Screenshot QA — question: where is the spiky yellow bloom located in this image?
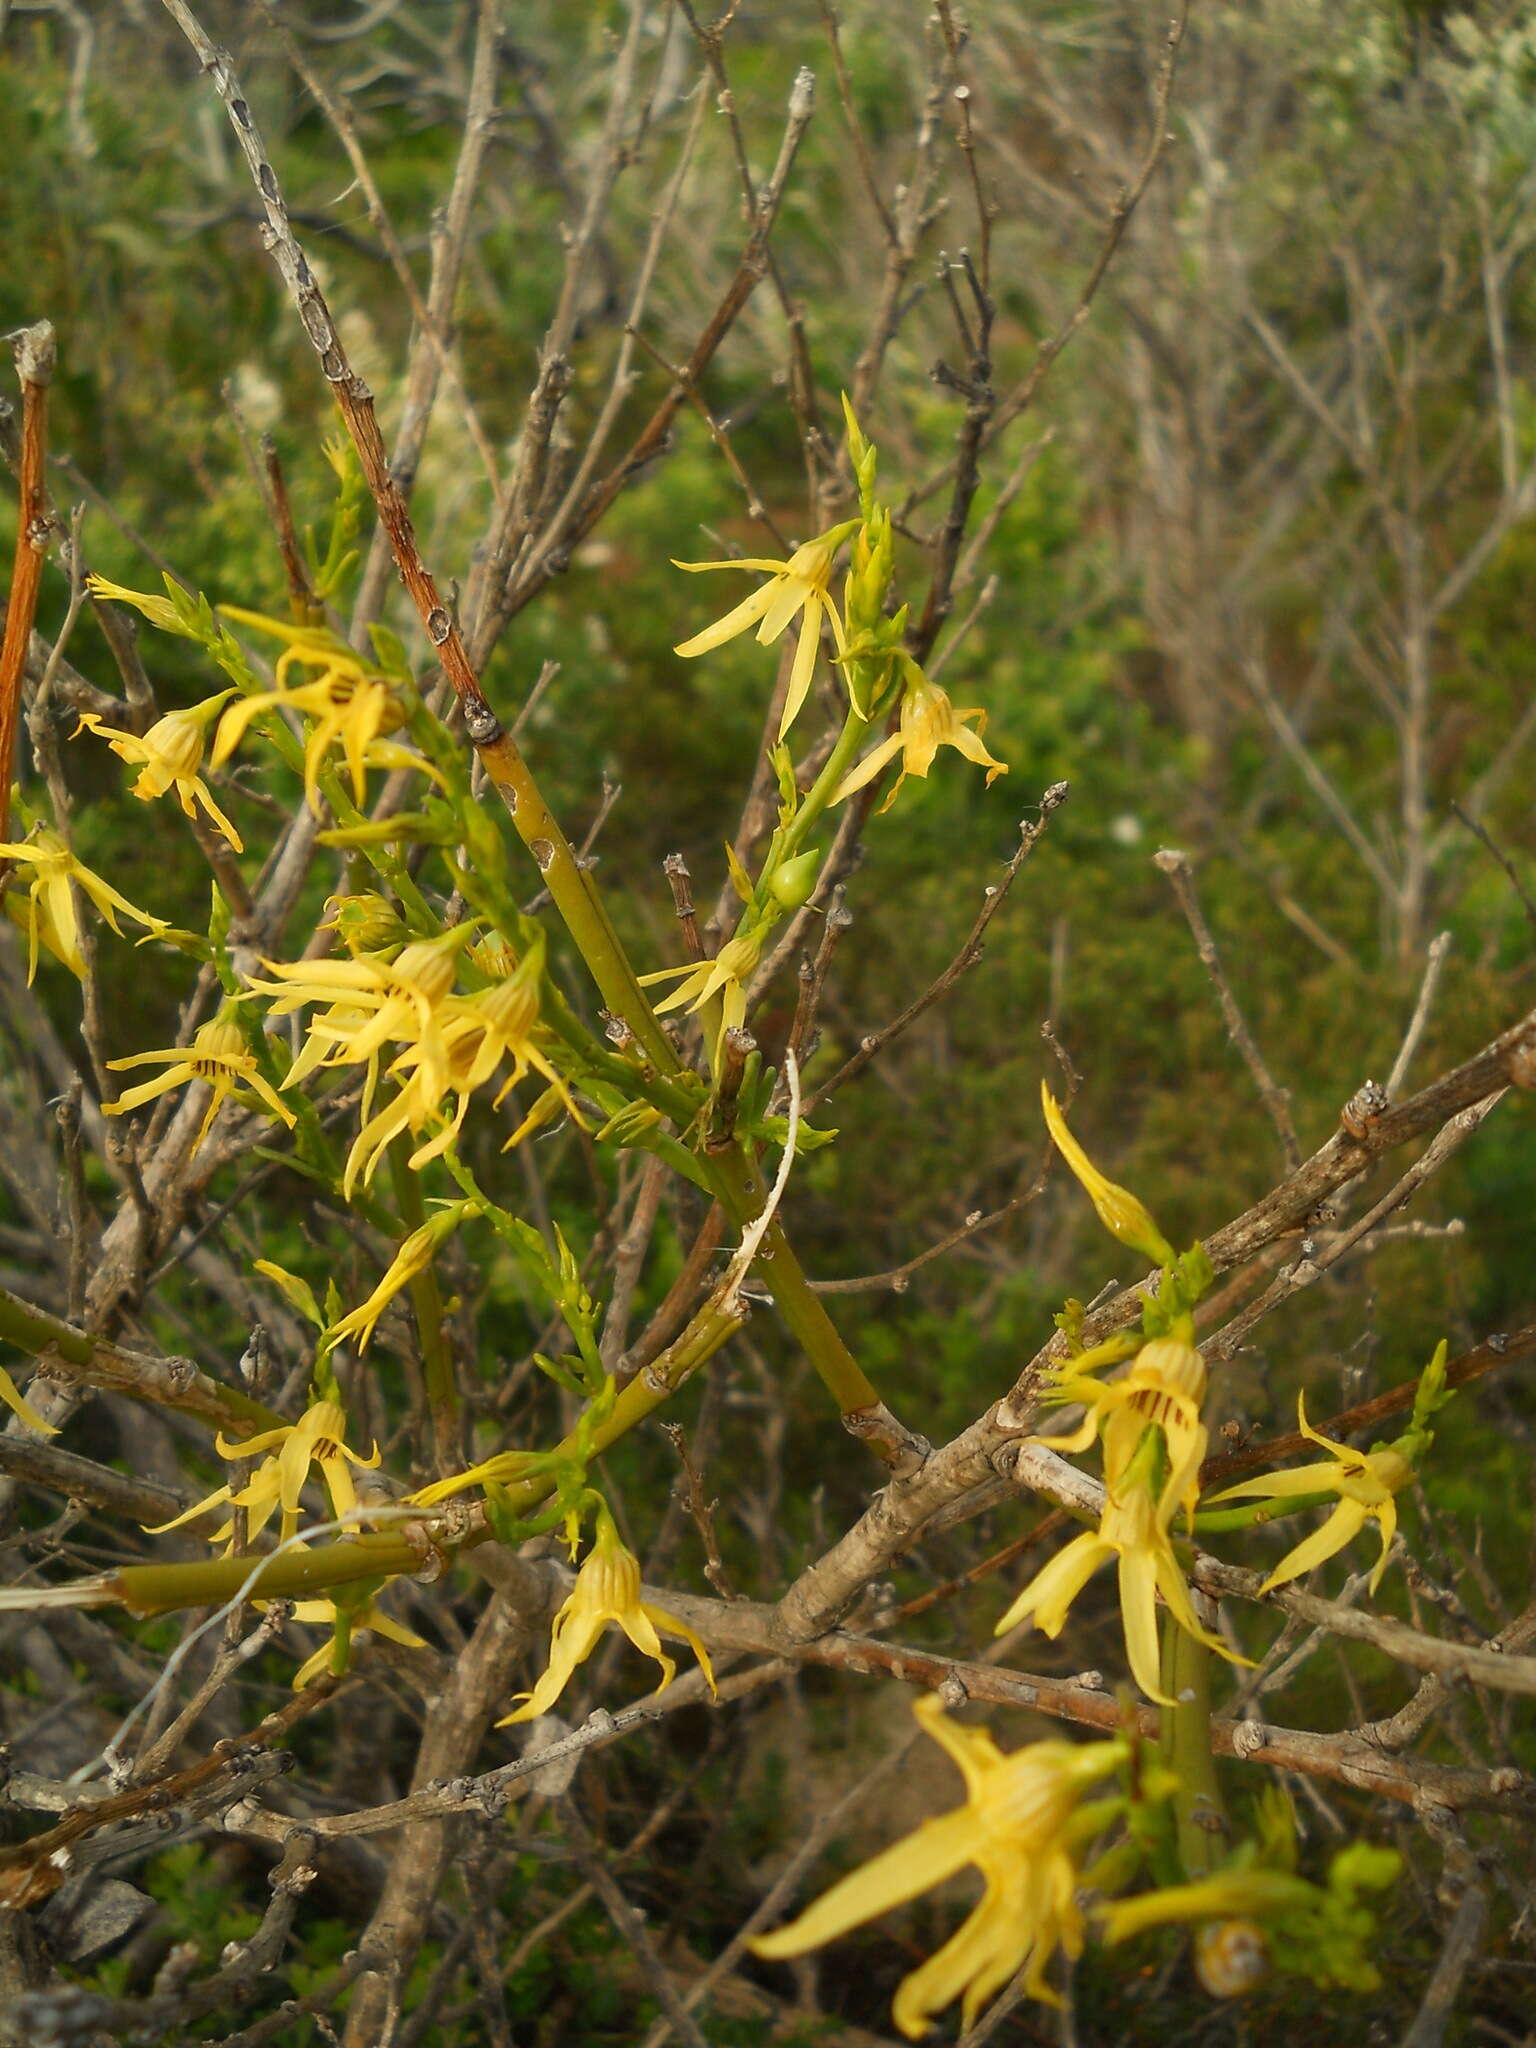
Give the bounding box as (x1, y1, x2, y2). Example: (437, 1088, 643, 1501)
(86, 572, 185, 634)
(75, 699, 242, 851)
(1206, 1396, 1416, 1596)
(213, 607, 417, 810)
(409, 1447, 534, 1509)
(1039, 1084, 1174, 1264)
(0, 826, 166, 982)
(248, 927, 470, 1116)
(673, 521, 856, 740)
(145, 1398, 380, 1548)
(339, 942, 579, 1192)
(498, 1509, 715, 1725)
(105, 1015, 296, 1154)
(1040, 1324, 1209, 1524)
(639, 930, 761, 1051)
(325, 1201, 480, 1354)
(995, 1438, 1239, 1706)
(751, 1694, 1127, 2034)
(833, 659, 1007, 812)
(287, 1593, 426, 1690)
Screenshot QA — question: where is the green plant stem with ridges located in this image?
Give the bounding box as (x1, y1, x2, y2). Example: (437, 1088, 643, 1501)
(388, 1138, 459, 1469)
(1160, 1611, 1225, 1879)
(0, 1285, 286, 1437)
(475, 724, 883, 1420)
(107, 1292, 748, 1614)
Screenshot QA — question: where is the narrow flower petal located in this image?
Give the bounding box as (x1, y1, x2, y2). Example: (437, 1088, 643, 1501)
(752, 1809, 981, 1959)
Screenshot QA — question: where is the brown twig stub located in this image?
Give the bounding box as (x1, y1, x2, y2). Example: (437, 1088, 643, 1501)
(1155, 846, 1301, 1170)
(0, 320, 55, 844)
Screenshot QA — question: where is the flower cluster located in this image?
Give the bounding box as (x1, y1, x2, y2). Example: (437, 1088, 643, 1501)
(246, 922, 576, 1193)
(992, 1088, 1234, 1703)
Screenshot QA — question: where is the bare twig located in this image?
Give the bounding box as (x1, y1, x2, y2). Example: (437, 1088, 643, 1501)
(1154, 847, 1301, 1170)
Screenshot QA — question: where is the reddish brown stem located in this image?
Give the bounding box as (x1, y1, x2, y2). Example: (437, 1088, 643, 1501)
(0, 322, 55, 842)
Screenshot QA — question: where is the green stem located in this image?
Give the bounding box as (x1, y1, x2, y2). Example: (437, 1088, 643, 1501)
(1159, 1610, 1225, 1879)
(475, 729, 681, 1076)
(0, 1284, 285, 1438)
(777, 705, 873, 864)
(703, 1146, 881, 1416)
(1192, 1493, 1337, 1537)
(111, 1291, 746, 1614)
(472, 712, 887, 1429)
(388, 1139, 458, 1470)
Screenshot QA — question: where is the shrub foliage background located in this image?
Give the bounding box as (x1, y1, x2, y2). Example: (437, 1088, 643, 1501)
(0, 1, 1533, 2042)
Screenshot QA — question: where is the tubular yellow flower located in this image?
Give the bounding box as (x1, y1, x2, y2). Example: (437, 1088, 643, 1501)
(673, 520, 856, 740)
(105, 1015, 296, 1154)
(994, 1443, 1238, 1707)
(833, 659, 1008, 812)
(443, 937, 580, 1117)
(213, 607, 415, 810)
(325, 1201, 480, 1354)
(75, 698, 243, 851)
(1206, 1396, 1415, 1596)
(85, 572, 184, 633)
(287, 1593, 426, 1690)
(145, 1398, 380, 1548)
(249, 927, 471, 1108)
(751, 1694, 1128, 2035)
(1040, 1325, 1209, 1525)
(639, 930, 762, 1048)
(338, 943, 579, 1192)
(497, 1509, 715, 1725)
(1039, 1084, 1174, 1264)
(0, 827, 166, 982)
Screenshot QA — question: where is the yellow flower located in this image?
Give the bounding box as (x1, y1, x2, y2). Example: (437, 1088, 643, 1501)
(409, 1447, 534, 1509)
(497, 1509, 715, 1725)
(145, 1398, 380, 1548)
(249, 927, 470, 1111)
(0, 826, 166, 982)
(673, 521, 856, 740)
(287, 1592, 426, 1690)
(1206, 1396, 1416, 1596)
(751, 1694, 1127, 2034)
(335, 942, 577, 1192)
(1041, 1324, 1209, 1525)
(994, 1442, 1238, 1707)
(75, 698, 243, 851)
(105, 1015, 297, 1154)
(639, 931, 761, 1054)
(212, 607, 416, 810)
(0, 1366, 58, 1437)
(1039, 1084, 1174, 1265)
(833, 659, 1007, 812)
(324, 1201, 480, 1354)
(86, 572, 186, 634)
(338, 1055, 464, 1199)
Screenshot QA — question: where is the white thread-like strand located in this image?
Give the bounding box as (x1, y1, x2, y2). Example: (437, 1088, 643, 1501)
(718, 1048, 800, 1317)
